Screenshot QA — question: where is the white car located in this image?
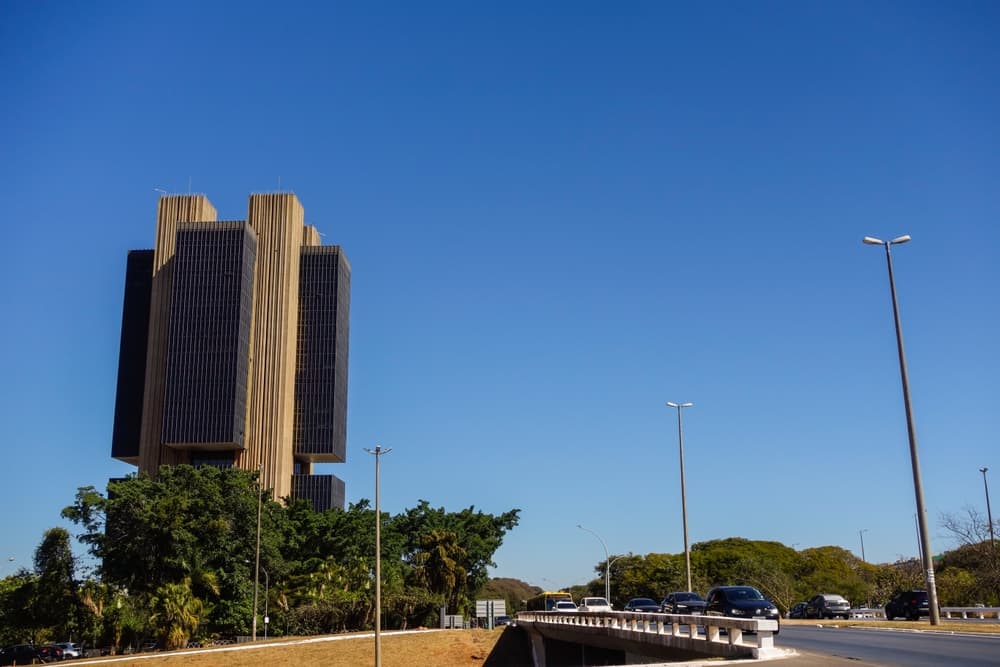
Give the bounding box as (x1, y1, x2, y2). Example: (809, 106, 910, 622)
(553, 600, 578, 612)
(55, 642, 83, 659)
(578, 596, 613, 612)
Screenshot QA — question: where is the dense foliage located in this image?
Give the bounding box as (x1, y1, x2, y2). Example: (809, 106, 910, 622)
(575, 535, 999, 612)
(1, 466, 519, 651)
(3, 465, 997, 650)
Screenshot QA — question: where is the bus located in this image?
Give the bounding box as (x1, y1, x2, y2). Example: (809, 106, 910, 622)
(526, 591, 574, 611)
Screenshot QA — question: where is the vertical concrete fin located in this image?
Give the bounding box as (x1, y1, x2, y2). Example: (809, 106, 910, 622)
(239, 193, 304, 500)
(138, 195, 217, 474)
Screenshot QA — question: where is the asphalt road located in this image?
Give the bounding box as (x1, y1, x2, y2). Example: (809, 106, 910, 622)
(777, 625, 1000, 667)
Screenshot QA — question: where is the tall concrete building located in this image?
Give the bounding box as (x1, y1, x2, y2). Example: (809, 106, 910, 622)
(111, 193, 350, 511)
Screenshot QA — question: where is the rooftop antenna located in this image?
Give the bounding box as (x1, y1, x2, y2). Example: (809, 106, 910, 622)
(153, 188, 168, 196)
(188, 176, 192, 194)
(277, 176, 282, 192)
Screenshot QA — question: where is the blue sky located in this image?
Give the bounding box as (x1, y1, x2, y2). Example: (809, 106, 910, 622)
(1, 1, 997, 590)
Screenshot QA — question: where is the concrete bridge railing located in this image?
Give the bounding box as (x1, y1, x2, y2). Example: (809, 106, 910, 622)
(941, 606, 1000, 621)
(515, 610, 780, 664)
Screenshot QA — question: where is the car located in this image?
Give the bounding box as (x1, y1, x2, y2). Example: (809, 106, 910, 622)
(885, 590, 930, 620)
(788, 602, 808, 619)
(552, 600, 578, 612)
(37, 644, 65, 661)
(659, 591, 707, 614)
(56, 642, 83, 659)
(578, 596, 613, 612)
(494, 615, 513, 626)
(805, 593, 851, 619)
(705, 586, 780, 634)
(623, 597, 661, 613)
(1, 645, 44, 666)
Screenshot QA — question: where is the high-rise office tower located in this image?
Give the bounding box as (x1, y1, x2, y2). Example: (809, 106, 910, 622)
(111, 193, 350, 511)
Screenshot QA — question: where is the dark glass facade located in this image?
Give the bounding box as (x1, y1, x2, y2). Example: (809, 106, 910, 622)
(293, 246, 350, 463)
(292, 474, 345, 512)
(111, 250, 154, 462)
(162, 222, 257, 449)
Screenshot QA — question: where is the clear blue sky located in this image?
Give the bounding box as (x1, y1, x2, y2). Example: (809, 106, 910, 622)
(1, 2, 997, 590)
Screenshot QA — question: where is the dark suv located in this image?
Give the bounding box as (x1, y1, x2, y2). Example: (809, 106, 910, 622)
(885, 590, 930, 620)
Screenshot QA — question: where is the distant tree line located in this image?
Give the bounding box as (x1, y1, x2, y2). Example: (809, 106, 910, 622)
(0, 466, 519, 651)
(564, 530, 999, 612)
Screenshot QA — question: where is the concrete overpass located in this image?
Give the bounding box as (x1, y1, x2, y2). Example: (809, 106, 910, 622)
(515, 610, 780, 666)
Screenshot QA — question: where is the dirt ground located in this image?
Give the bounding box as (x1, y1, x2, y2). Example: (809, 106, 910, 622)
(70, 628, 512, 667)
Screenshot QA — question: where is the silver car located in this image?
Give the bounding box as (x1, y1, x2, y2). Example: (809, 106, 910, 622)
(805, 594, 851, 619)
(55, 642, 83, 659)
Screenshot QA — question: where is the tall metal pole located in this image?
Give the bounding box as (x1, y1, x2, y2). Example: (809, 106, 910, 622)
(667, 402, 694, 592)
(262, 567, 269, 640)
(252, 470, 262, 641)
(365, 446, 392, 667)
(863, 235, 940, 625)
(981, 468, 996, 547)
(577, 524, 610, 602)
(858, 528, 868, 562)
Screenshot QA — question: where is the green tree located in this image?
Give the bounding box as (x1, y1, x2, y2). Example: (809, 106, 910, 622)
(150, 578, 205, 649)
(32, 527, 80, 639)
(413, 529, 467, 613)
(393, 500, 519, 616)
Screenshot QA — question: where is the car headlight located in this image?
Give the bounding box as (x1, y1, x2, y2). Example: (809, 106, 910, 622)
(730, 608, 747, 616)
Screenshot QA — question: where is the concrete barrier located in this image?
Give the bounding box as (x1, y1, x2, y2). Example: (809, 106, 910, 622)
(516, 610, 780, 665)
(941, 606, 1000, 622)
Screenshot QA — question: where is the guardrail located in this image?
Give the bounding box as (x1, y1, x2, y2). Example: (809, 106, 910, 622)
(516, 610, 780, 661)
(850, 607, 887, 619)
(941, 606, 1000, 622)
(846, 606, 1000, 622)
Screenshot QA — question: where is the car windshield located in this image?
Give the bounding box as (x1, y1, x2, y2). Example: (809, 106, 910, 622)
(633, 598, 656, 605)
(677, 593, 702, 601)
(726, 587, 764, 601)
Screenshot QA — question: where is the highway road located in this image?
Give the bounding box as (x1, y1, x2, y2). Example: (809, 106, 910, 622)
(777, 625, 1000, 666)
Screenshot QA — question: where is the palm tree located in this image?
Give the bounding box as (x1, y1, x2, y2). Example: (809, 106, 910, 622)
(150, 578, 205, 649)
(413, 530, 468, 613)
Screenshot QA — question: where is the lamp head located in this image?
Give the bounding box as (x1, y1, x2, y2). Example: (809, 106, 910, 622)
(862, 236, 884, 245)
(890, 234, 912, 244)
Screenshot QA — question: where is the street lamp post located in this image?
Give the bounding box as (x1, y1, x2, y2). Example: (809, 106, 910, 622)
(981, 468, 995, 547)
(666, 402, 694, 592)
(858, 529, 868, 562)
(364, 445, 392, 667)
(576, 524, 610, 603)
(262, 567, 270, 640)
(863, 234, 940, 625)
(252, 470, 263, 641)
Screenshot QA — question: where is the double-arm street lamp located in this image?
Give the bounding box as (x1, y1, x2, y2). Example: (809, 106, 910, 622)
(666, 402, 694, 593)
(577, 524, 611, 602)
(863, 234, 940, 625)
(364, 445, 392, 667)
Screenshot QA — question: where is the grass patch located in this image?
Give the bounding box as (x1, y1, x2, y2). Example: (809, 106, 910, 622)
(73, 629, 507, 667)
